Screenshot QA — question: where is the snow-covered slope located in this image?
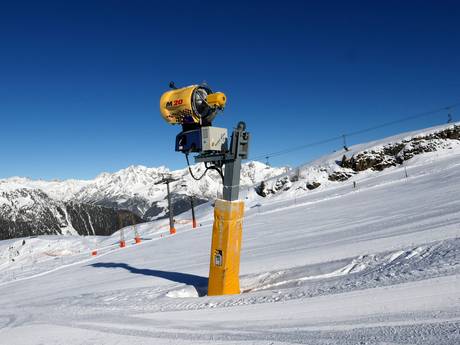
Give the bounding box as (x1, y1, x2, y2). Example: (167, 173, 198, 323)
(0, 123, 459, 344)
(254, 122, 460, 198)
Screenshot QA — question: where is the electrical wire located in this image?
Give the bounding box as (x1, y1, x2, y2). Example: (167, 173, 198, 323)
(252, 101, 460, 161)
(185, 153, 224, 183)
(185, 153, 207, 180)
(205, 163, 225, 183)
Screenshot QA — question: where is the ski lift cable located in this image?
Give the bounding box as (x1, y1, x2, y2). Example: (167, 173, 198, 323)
(251, 101, 460, 161)
(345, 103, 459, 138)
(252, 135, 342, 160)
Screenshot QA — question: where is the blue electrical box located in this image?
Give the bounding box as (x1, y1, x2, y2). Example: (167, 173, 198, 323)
(175, 129, 202, 153)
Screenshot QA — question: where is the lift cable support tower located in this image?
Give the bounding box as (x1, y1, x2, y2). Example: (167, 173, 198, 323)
(155, 174, 179, 235)
(181, 182, 198, 229)
(190, 195, 197, 228)
(160, 83, 250, 295)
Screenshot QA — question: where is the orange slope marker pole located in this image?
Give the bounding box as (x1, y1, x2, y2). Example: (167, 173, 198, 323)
(134, 225, 141, 244)
(119, 228, 126, 248)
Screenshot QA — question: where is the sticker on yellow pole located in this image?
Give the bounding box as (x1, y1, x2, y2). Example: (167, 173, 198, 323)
(208, 199, 245, 296)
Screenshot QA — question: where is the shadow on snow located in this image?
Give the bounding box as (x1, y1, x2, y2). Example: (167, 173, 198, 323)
(89, 262, 208, 296)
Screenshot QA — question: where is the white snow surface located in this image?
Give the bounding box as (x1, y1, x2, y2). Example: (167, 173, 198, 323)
(1, 123, 460, 344)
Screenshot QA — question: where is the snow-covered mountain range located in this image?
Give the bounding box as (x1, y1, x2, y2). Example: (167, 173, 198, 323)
(0, 161, 287, 239)
(0, 187, 143, 240)
(1, 123, 458, 241)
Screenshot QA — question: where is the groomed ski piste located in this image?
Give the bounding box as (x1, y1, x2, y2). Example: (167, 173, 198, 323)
(1, 123, 459, 345)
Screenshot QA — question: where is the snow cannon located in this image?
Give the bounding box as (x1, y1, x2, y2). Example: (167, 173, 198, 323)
(159, 83, 227, 127)
(160, 83, 228, 154)
(160, 82, 250, 297)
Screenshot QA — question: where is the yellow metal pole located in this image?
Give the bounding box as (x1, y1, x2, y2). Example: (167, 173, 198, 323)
(208, 199, 245, 296)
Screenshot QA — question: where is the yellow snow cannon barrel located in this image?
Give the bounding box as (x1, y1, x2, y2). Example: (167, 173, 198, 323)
(160, 85, 227, 126)
(206, 92, 226, 108)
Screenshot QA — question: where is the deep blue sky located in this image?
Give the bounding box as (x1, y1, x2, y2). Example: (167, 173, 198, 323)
(1, 1, 459, 180)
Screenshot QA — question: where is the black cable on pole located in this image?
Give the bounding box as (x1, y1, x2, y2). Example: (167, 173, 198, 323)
(206, 164, 224, 183)
(185, 153, 208, 180)
(185, 153, 224, 183)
